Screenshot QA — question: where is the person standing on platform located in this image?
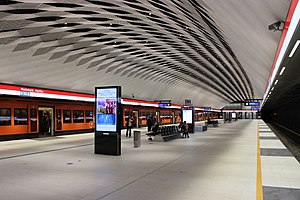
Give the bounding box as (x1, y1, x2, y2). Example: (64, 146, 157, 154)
(179, 121, 184, 134)
(182, 121, 189, 138)
(126, 114, 133, 137)
(147, 115, 153, 132)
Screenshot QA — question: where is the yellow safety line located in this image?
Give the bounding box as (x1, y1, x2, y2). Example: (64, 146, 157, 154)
(256, 122, 263, 200)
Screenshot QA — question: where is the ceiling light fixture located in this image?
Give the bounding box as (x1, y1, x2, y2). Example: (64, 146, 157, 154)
(279, 67, 286, 75)
(288, 40, 300, 57)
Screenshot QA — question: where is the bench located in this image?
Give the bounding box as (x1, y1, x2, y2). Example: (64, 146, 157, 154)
(206, 120, 219, 127)
(146, 125, 181, 142)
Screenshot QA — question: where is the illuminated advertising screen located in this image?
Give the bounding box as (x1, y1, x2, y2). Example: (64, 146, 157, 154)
(232, 113, 237, 118)
(182, 109, 193, 124)
(96, 88, 118, 132)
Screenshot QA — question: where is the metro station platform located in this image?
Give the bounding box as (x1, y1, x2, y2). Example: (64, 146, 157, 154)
(0, 120, 299, 200)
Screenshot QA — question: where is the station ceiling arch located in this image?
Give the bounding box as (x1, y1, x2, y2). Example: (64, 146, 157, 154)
(0, 0, 291, 108)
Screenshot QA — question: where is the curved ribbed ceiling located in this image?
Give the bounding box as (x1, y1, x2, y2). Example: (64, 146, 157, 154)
(0, 0, 291, 108)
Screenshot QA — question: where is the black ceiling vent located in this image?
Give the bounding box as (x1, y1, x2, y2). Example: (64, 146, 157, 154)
(30, 16, 64, 22)
(86, 0, 118, 7)
(68, 10, 99, 15)
(50, 23, 80, 27)
(102, 8, 131, 15)
(123, 2, 151, 11)
(84, 17, 111, 22)
(95, 38, 114, 43)
(5, 9, 45, 14)
(83, 33, 105, 38)
(46, 3, 83, 8)
(0, 0, 20, 5)
(68, 28, 94, 33)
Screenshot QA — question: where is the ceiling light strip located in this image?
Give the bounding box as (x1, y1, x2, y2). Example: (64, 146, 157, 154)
(288, 40, 300, 57)
(279, 67, 286, 75)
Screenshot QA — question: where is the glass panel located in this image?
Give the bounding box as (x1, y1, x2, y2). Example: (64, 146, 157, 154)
(30, 108, 37, 132)
(14, 108, 28, 125)
(73, 110, 84, 123)
(0, 108, 11, 126)
(85, 110, 93, 122)
(56, 109, 62, 130)
(63, 110, 71, 123)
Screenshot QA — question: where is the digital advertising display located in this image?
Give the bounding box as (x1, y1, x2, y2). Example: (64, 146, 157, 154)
(231, 113, 237, 118)
(96, 88, 118, 132)
(182, 109, 193, 124)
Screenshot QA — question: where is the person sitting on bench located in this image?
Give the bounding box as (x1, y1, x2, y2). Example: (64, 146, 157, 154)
(147, 122, 159, 141)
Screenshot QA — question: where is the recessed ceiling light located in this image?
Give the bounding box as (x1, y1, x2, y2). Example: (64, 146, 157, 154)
(274, 80, 278, 85)
(279, 67, 286, 75)
(289, 40, 300, 57)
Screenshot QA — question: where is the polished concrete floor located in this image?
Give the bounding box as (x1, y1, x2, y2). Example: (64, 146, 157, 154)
(0, 120, 299, 200)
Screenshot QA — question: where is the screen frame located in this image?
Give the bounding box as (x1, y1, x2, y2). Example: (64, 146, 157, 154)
(95, 86, 121, 133)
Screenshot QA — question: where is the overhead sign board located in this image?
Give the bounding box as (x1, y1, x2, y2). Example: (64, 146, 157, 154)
(245, 102, 260, 106)
(158, 103, 171, 107)
(185, 99, 192, 105)
(204, 107, 211, 111)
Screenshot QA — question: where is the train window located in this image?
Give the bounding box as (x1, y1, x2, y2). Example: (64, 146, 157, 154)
(63, 110, 72, 123)
(0, 108, 11, 126)
(73, 110, 84, 123)
(85, 110, 93, 122)
(14, 108, 28, 125)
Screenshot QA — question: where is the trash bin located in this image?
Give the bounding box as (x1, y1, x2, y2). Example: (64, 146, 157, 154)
(133, 131, 141, 148)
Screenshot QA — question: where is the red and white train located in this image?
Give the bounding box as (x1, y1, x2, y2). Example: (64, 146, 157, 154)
(0, 83, 223, 141)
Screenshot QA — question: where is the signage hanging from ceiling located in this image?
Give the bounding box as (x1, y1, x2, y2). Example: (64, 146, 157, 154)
(244, 102, 260, 106)
(185, 99, 192, 106)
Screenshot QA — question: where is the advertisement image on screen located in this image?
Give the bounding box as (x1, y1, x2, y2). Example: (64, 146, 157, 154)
(96, 88, 118, 132)
(182, 110, 193, 124)
(232, 113, 237, 118)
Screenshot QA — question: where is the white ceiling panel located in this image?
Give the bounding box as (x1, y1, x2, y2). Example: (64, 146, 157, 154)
(0, 0, 291, 108)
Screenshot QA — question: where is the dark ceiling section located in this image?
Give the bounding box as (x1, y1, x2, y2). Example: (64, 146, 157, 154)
(0, 0, 254, 103)
(263, 24, 300, 110)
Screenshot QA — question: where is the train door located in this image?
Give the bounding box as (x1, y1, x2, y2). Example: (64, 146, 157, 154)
(245, 112, 250, 119)
(155, 111, 160, 124)
(256, 112, 261, 119)
(38, 107, 54, 136)
(28, 105, 38, 134)
(132, 110, 139, 128)
(172, 111, 175, 124)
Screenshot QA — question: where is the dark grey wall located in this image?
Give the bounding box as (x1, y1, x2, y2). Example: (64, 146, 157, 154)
(262, 98, 300, 133)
